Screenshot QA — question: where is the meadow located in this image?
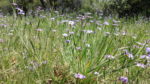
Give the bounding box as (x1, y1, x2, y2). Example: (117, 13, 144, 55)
(0, 12, 150, 84)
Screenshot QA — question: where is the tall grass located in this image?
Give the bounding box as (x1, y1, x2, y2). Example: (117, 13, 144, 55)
(0, 13, 150, 84)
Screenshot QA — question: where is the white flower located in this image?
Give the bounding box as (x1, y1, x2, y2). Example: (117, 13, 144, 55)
(97, 27, 102, 30)
(94, 72, 99, 75)
(8, 33, 13, 36)
(114, 33, 119, 36)
(85, 44, 90, 47)
(52, 29, 57, 32)
(122, 31, 127, 36)
(90, 20, 94, 23)
(12, 3, 17, 6)
(86, 30, 93, 34)
(35, 28, 43, 32)
(136, 42, 145, 46)
(61, 20, 69, 23)
(50, 18, 55, 20)
(62, 33, 68, 37)
(113, 20, 120, 23)
(85, 12, 92, 15)
(68, 21, 75, 26)
(132, 36, 137, 39)
(105, 55, 115, 59)
(140, 55, 150, 60)
(104, 32, 110, 36)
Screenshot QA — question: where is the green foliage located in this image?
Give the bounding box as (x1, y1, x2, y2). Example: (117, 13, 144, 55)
(0, 0, 150, 17)
(0, 0, 9, 7)
(108, 0, 150, 17)
(0, 0, 10, 14)
(42, 0, 82, 11)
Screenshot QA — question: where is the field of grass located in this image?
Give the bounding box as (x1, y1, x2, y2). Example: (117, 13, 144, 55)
(0, 12, 150, 84)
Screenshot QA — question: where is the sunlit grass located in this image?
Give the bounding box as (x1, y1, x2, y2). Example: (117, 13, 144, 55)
(0, 13, 150, 84)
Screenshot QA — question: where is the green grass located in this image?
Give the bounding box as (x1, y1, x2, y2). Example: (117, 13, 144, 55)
(0, 13, 150, 84)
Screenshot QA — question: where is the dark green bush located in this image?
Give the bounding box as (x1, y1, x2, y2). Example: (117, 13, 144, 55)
(41, 0, 82, 12)
(108, 0, 150, 17)
(0, 0, 150, 17)
(11, 0, 82, 13)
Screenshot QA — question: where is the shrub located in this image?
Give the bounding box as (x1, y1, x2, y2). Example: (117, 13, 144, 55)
(108, 0, 150, 17)
(46, 0, 82, 11)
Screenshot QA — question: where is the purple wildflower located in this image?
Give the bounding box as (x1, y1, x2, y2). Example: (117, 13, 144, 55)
(103, 21, 109, 25)
(65, 40, 71, 43)
(140, 55, 147, 59)
(76, 47, 81, 50)
(74, 73, 86, 79)
(146, 47, 150, 54)
(69, 31, 75, 35)
(136, 42, 145, 46)
(123, 50, 134, 59)
(0, 24, 7, 27)
(127, 53, 134, 59)
(0, 39, 4, 43)
(119, 76, 128, 84)
(18, 11, 25, 15)
(136, 63, 145, 68)
(16, 8, 25, 15)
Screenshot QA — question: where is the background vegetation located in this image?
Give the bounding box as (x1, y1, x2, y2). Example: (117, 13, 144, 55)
(0, 0, 150, 17)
